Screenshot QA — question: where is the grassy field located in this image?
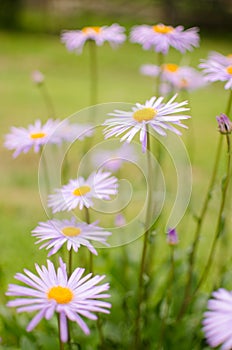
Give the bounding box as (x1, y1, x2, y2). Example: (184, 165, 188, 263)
(0, 29, 232, 348)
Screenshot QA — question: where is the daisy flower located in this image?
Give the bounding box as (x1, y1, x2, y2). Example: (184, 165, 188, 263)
(202, 288, 232, 350)
(103, 94, 190, 152)
(6, 258, 111, 343)
(4, 119, 62, 158)
(140, 64, 160, 77)
(58, 120, 94, 143)
(130, 23, 199, 55)
(199, 51, 232, 90)
(48, 169, 118, 213)
(32, 217, 111, 256)
(61, 24, 126, 54)
(91, 143, 137, 172)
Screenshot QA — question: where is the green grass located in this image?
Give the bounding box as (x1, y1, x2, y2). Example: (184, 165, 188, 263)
(0, 29, 232, 348)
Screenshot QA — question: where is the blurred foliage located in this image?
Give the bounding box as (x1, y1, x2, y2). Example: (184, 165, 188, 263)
(0, 0, 231, 33)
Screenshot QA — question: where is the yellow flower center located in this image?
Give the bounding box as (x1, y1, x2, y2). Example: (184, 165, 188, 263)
(133, 108, 157, 123)
(226, 65, 232, 75)
(47, 286, 73, 304)
(73, 185, 91, 196)
(163, 63, 179, 73)
(82, 26, 102, 34)
(30, 132, 46, 139)
(152, 24, 174, 34)
(62, 226, 81, 237)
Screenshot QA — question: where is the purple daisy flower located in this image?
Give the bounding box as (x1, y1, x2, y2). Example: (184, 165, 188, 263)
(91, 143, 137, 172)
(6, 258, 111, 343)
(165, 65, 206, 92)
(58, 120, 94, 142)
(4, 119, 62, 158)
(32, 217, 111, 256)
(130, 23, 199, 55)
(48, 169, 118, 213)
(199, 52, 232, 90)
(202, 288, 232, 350)
(31, 70, 44, 85)
(61, 24, 126, 54)
(140, 64, 160, 77)
(103, 95, 190, 152)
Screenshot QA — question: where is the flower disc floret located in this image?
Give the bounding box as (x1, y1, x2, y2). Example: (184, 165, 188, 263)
(153, 24, 174, 34)
(133, 108, 157, 122)
(47, 286, 73, 304)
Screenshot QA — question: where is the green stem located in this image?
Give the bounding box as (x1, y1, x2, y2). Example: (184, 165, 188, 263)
(156, 52, 164, 96)
(57, 314, 65, 350)
(194, 133, 231, 293)
(84, 207, 93, 273)
(158, 247, 175, 349)
(177, 134, 223, 319)
(68, 248, 73, 277)
(134, 131, 153, 349)
(226, 89, 232, 116)
(39, 84, 56, 118)
(89, 40, 98, 107)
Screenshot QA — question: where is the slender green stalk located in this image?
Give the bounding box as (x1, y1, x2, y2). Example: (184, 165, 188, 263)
(177, 134, 223, 319)
(177, 89, 232, 319)
(134, 131, 153, 349)
(57, 314, 65, 350)
(158, 246, 175, 349)
(156, 52, 164, 96)
(68, 248, 73, 277)
(84, 207, 93, 273)
(226, 89, 232, 116)
(194, 134, 231, 293)
(89, 40, 98, 107)
(39, 84, 56, 118)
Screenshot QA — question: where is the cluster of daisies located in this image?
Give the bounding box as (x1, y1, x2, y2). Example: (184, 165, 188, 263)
(4, 20, 232, 348)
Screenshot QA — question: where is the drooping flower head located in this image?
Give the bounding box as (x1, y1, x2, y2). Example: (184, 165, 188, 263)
(167, 228, 179, 245)
(103, 95, 190, 152)
(202, 288, 232, 350)
(4, 119, 62, 158)
(6, 258, 111, 343)
(61, 24, 126, 54)
(130, 23, 199, 55)
(216, 113, 232, 134)
(48, 169, 118, 213)
(199, 51, 232, 90)
(32, 217, 111, 256)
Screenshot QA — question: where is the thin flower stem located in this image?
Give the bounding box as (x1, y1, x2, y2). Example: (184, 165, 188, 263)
(68, 248, 73, 277)
(194, 133, 231, 293)
(89, 40, 98, 107)
(158, 247, 175, 349)
(39, 84, 56, 118)
(177, 89, 232, 319)
(226, 89, 232, 116)
(57, 314, 65, 350)
(177, 134, 223, 319)
(134, 131, 153, 349)
(156, 52, 164, 96)
(84, 207, 93, 274)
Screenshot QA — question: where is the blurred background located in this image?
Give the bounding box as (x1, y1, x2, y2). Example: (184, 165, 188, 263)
(1, 0, 232, 33)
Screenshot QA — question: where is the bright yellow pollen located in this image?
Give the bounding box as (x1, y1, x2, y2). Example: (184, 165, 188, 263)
(133, 108, 157, 123)
(82, 26, 102, 34)
(47, 286, 73, 304)
(73, 185, 91, 196)
(62, 226, 81, 237)
(226, 65, 232, 75)
(163, 63, 179, 73)
(153, 24, 174, 34)
(30, 132, 46, 139)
